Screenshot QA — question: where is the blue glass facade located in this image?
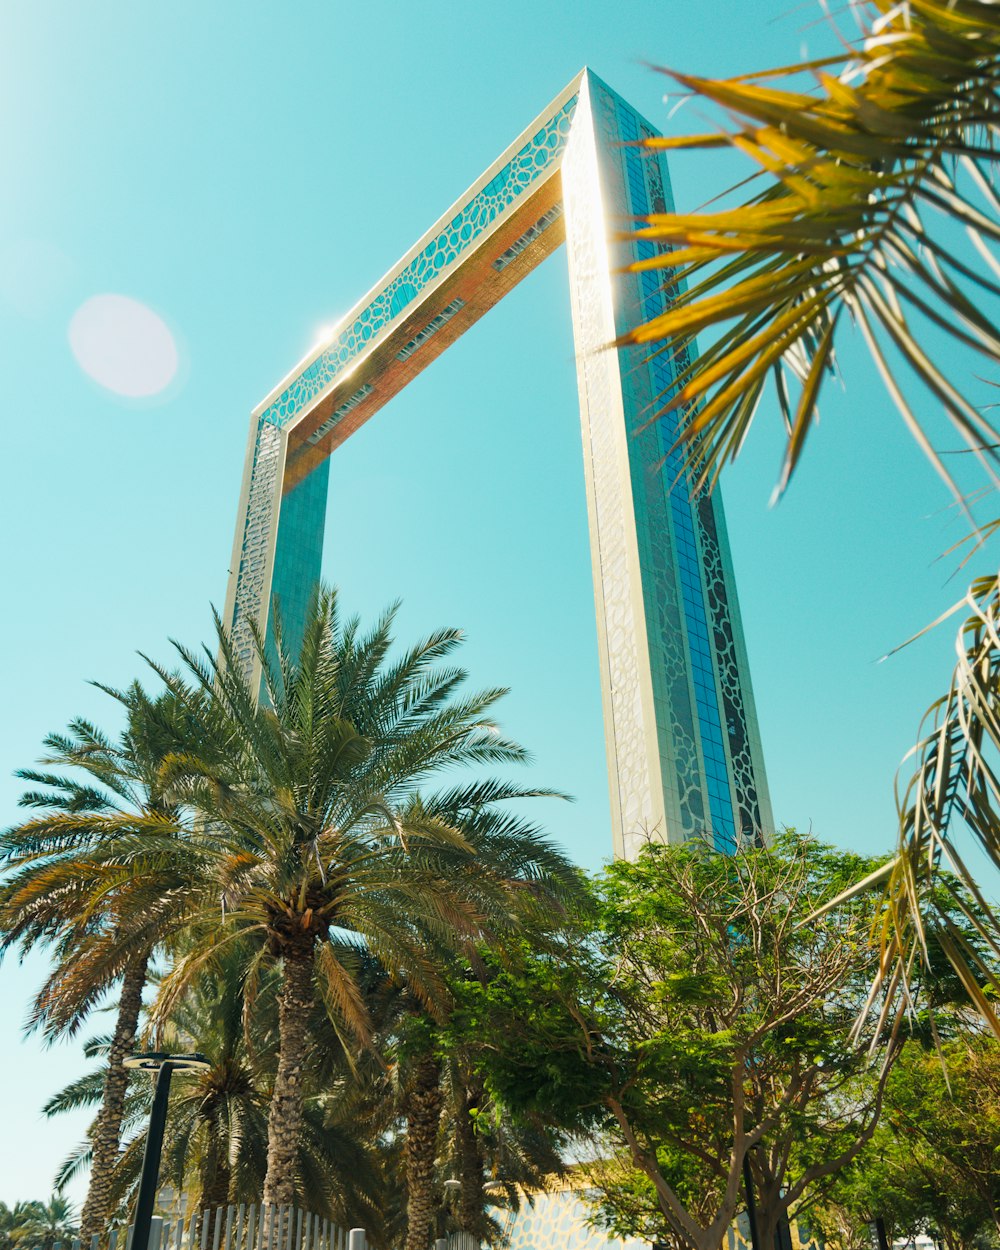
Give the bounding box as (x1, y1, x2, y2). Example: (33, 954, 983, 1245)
(617, 102, 738, 852)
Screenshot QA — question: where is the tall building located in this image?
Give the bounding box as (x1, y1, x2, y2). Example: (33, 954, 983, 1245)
(223, 69, 772, 859)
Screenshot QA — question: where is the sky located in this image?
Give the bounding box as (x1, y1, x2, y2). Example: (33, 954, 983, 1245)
(0, 0, 994, 1209)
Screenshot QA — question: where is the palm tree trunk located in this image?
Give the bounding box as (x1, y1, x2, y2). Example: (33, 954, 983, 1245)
(404, 1053, 443, 1250)
(80, 952, 149, 1246)
(199, 1114, 232, 1218)
(262, 949, 314, 1208)
(456, 1085, 487, 1240)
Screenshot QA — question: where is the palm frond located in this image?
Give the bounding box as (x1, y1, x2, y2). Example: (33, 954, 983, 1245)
(876, 571, 1000, 1034)
(619, 0, 1000, 501)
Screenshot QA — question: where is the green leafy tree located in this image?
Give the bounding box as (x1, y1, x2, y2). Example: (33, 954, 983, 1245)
(304, 953, 567, 1250)
(458, 835, 913, 1250)
(820, 1033, 1000, 1250)
(390, 981, 569, 1250)
(436, 1048, 566, 1245)
(617, 0, 1000, 1021)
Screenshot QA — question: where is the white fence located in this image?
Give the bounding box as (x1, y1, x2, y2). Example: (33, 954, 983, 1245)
(34, 1208, 364, 1250)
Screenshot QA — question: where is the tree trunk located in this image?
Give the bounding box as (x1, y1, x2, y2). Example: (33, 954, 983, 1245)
(80, 953, 149, 1246)
(262, 949, 314, 1208)
(404, 1052, 443, 1250)
(456, 1085, 487, 1240)
(200, 1153, 231, 1214)
(753, 1172, 782, 1250)
(199, 1114, 232, 1220)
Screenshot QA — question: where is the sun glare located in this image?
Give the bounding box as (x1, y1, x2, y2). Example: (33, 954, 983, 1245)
(68, 293, 179, 399)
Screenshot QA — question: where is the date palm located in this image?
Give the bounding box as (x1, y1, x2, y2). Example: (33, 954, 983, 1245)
(350, 943, 571, 1250)
(0, 1204, 52, 1250)
(390, 800, 581, 1250)
(438, 1051, 567, 1245)
(617, 0, 1000, 1025)
(8, 1196, 77, 1250)
(149, 586, 577, 1212)
(46, 947, 382, 1230)
(0, 684, 213, 1244)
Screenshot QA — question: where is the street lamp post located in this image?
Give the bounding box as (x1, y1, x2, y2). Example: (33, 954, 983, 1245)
(124, 1052, 211, 1250)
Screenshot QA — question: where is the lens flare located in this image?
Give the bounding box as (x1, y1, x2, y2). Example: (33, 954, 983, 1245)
(69, 294, 179, 398)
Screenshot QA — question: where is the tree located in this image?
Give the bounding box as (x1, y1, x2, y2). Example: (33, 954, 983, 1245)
(0, 684, 213, 1244)
(0, 1204, 49, 1250)
(436, 1045, 566, 1246)
(8, 1196, 78, 1250)
(44, 946, 383, 1232)
(148, 587, 579, 1218)
(617, 0, 1000, 1020)
(284, 949, 567, 1250)
(387, 967, 570, 1250)
(459, 835, 912, 1250)
(820, 1032, 1000, 1250)
(389, 804, 583, 1250)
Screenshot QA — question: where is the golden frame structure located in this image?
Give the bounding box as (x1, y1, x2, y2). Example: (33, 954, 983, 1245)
(223, 69, 772, 859)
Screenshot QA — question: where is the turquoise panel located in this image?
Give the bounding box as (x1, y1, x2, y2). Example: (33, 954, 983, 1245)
(269, 458, 331, 663)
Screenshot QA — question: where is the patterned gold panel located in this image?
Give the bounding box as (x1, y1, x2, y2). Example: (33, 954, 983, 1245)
(498, 1190, 820, 1250)
(500, 1191, 646, 1250)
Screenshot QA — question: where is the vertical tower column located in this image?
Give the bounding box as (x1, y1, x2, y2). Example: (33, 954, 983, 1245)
(563, 72, 772, 857)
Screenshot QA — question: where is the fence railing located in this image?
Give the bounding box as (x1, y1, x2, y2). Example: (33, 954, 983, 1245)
(33, 1211, 489, 1250)
(433, 1237, 478, 1250)
(33, 1207, 364, 1250)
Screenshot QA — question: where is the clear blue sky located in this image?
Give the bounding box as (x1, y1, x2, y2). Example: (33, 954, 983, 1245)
(0, 0, 989, 1207)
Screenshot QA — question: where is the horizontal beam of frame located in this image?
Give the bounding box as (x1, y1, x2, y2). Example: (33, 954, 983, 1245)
(283, 176, 566, 492)
(248, 72, 583, 495)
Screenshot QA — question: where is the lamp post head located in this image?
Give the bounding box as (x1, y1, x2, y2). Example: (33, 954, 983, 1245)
(126, 1051, 210, 1250)
(124, 1051, 212, 1072)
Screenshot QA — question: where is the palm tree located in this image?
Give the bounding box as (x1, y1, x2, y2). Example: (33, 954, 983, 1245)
(616, 0, 1000, 1023)
(11, 1196, 77, 1250)
(0, 684, 214, 1244)
(148, 587, 578, 1214)
(397, 1019, 445, 1250)
(390, 799, 582, 1250)
(0, 1204, 46, 1250)
(347, 950, 570, 1250)
(45, 947, 382, 1231)
(438, 1055, 567, 1246)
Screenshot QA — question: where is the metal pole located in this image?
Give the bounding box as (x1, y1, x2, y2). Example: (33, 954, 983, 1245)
(132, 1063, 175, 1250)
(874, 1218, 890, 1250)
(742, 1153, 763, 1250)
